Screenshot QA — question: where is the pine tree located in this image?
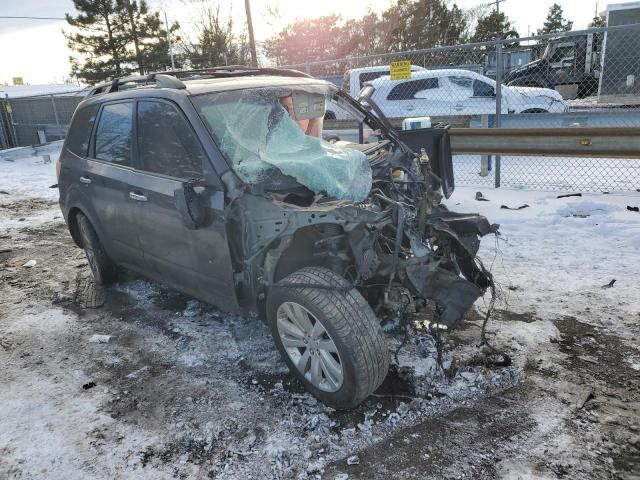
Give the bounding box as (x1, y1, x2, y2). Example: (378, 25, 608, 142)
(65, 0, 132, 83)
(65, 0, 179, 83)
(471, 11, 517, 42)
(538, 3, 574, 35)
(589, 15, 605, 28)
(118, 0, 180, 73)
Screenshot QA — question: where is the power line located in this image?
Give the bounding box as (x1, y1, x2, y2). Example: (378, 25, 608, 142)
(0, 16, 66, 20)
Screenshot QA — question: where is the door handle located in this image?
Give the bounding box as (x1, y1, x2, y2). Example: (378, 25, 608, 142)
(405, 105, 416, 111)
(129, 192, 148, 202)
(454, 104, 464, 110)
(79, 176, 91, 184)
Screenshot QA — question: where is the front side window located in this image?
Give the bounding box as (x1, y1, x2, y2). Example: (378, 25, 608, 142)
(387, 78, 439, 100)
(94, 102, 133, 165)
(550, 45, 575, 63)
(136, 100, 205, 179)
(472, 80, 495, 97)
(66, 103, 99, 157)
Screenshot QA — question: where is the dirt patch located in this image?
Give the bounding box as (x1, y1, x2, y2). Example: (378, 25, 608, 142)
(1, 218, 638, 479)
(323, 315, 640, 479)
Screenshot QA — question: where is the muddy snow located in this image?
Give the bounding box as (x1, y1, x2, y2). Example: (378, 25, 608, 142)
(1, 146, 639, 479)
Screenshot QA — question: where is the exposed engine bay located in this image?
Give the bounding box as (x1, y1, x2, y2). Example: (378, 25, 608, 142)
(195, 84, 499, 331)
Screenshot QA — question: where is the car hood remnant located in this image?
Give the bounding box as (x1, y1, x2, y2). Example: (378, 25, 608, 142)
(197, 88, 372, 202)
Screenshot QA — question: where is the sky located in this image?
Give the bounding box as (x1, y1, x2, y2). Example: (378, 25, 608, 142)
(0, 0, 614, 85)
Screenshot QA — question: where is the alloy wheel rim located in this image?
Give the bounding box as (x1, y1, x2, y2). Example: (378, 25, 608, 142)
(276, 301, 344, 392)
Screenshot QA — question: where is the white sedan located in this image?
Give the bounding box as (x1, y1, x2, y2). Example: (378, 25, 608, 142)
(364, 69, 568, 118)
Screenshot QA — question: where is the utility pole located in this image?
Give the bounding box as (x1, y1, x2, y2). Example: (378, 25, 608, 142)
(244, 0, 258, 67)
(164, 11, 175, 71)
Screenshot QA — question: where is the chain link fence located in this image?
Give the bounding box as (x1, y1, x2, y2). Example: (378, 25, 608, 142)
(2, 23, 639, 192)
(288, 22, 640, 192)
(0, 89, 88, 150)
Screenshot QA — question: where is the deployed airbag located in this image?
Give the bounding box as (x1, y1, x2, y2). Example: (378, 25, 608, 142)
(199, 91, 372, 202)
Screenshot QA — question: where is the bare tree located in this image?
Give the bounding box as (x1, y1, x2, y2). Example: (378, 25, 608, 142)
(179, 1, 249, 69)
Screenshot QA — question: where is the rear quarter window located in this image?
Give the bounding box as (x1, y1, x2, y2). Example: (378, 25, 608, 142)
(65, 104, 99, 157)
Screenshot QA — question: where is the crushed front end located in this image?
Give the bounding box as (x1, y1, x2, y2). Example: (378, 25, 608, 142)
(198, 82, 498, 329)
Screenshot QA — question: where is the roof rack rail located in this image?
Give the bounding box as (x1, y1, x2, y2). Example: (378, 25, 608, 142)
(88, 73, 186, 97)
(87, 66, 313, 97)
(167, 66, 312, 80)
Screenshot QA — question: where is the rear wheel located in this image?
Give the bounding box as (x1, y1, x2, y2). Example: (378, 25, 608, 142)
(76, 212, 117, 286)
(267, 267, 389, 409)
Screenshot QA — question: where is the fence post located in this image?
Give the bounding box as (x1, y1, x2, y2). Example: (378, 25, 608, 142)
(4, 93, 18, 148)
(50, 95, 61, 135)
(494, 39, 503, 188)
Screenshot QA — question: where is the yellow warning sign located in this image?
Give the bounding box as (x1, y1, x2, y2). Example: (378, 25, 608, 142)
(389, 60, 411, 80)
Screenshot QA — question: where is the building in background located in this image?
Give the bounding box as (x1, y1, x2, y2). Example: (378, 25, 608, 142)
(598, 1, 640, 104)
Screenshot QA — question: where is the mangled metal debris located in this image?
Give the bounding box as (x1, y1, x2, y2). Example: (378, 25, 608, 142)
(202, 86, 500, 332)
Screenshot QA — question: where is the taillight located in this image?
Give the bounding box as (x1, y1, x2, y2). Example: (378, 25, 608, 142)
(56, 158, 62, 181)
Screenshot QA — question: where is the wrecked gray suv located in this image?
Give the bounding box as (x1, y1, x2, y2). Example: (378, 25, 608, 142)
(57, 68, 496, 409)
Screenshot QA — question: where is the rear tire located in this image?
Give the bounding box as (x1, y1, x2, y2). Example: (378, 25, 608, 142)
(76, 212, 117, 286)
(267, 267, 389, 409)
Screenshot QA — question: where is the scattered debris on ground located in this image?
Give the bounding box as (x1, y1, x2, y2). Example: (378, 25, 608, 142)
(500, 203, 530, 210)
(601, 279, 616, 289)
(557, 193, 582, 198)
(1, 149, 639, 479)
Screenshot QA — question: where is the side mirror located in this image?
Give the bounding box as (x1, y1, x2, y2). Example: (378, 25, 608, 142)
(174, 181, 207, 229)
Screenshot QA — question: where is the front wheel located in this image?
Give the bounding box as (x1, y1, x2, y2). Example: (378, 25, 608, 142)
(267, 267, 389, 409)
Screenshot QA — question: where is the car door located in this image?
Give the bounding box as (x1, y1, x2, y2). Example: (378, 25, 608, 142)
(84, 101, 144, 268)
(448, 76, 499, 115)
(445, 75, 480, 114)
(128, 98, 238, 312)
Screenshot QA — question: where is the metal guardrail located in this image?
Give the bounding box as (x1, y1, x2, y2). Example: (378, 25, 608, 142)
(449, 127, 640, 158)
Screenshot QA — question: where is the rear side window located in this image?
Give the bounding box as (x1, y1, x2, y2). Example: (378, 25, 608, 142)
(94, 102, 133, 165)
(66, 104, 99, 157)
(136, 100, 205, 179)
(387, 78, 439, 100)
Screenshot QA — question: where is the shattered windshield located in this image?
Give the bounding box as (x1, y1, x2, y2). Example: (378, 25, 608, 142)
(193, 85, 372, 202)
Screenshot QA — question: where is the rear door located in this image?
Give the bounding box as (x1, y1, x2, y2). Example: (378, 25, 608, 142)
(129, 98, 238, 312)
(84, 101, 143, 268)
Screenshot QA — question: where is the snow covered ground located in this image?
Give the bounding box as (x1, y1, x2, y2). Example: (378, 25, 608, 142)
(3, 141, 636, 334)
(445, 186, 640, 339)
(1, 144, 639, 478)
